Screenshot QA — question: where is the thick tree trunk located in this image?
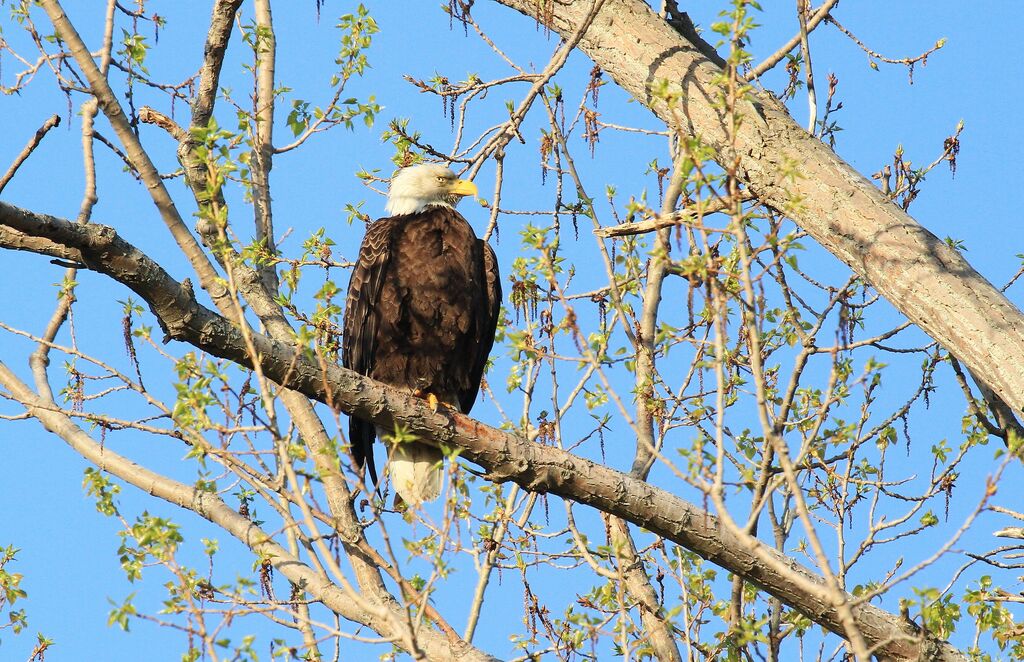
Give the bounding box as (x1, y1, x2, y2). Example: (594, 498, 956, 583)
(491, 0, 1024, 415)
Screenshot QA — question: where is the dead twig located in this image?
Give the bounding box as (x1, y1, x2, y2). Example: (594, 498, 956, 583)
(0, 113, 62, 195)
(595, 194, 753, 238)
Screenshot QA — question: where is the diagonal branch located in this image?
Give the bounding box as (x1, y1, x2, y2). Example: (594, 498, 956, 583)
(748, 0, 841, 79)
(0, 199, 969, 662)
(191, 0, 243, 130)
(0, 113, 61, 194)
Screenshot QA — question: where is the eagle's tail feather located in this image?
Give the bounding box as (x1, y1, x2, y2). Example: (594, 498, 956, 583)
(385, 438, 444, 505)
(351, 417, 379, 488)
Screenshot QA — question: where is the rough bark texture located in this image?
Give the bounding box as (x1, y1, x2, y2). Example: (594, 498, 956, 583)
(491, 0, 1024, 415)
(0, 201, 968, 661)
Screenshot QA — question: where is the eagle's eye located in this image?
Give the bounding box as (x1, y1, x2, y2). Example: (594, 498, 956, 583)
(436, 176, 446, 183)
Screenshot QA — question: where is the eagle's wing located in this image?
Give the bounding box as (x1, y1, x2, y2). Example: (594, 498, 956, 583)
(460, 239, 502, 415)
(342, 217, 395, 485)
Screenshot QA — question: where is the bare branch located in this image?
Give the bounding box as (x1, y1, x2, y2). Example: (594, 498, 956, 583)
(139, 105, 188, 142)
(748, 0, 841, 79)
(0, 113, 61, 195)
(192, 0, 244, 130)
(595, 194, 750, 238)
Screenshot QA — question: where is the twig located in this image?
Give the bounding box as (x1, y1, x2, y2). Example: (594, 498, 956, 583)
(139, 105, 188, 142)
(827, 15, 945, 71)
(747, 0, 840, 80)
(464, 485, 521, 641)
(0, 114, 61, 195)
(797, 0, 817, 133)
(595, 194, 752, 238)
(466, 0, 608, 179)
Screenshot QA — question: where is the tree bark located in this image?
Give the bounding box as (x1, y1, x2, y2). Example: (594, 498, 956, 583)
(490, 0, 1024, 416)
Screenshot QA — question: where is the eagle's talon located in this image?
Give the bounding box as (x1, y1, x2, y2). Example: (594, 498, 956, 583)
(411, 388, 455, 414)
(411, 387, 441, 413)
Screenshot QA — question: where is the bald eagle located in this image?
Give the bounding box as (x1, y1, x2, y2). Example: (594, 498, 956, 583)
(342, 164, 501, 504)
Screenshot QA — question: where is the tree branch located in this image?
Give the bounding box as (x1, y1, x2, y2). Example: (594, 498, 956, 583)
(0, 113, 61, 195)
(594, 194, 750, 238)
(251, 0, 279, 292)
(191, 0, 243, 130)
(0, 199, 969, 662)
(748, 0, 841, 79)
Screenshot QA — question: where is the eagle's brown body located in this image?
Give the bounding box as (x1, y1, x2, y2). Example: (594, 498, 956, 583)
(342, 205, 501, 499)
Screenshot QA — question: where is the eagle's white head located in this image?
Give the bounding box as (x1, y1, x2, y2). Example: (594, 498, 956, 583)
(385, 164, 478, 216)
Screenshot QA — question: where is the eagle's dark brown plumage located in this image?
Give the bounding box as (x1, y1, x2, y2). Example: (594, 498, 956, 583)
(342, 165, 501, 504)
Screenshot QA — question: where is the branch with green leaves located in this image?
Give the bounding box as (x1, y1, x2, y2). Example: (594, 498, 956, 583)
(0, 199, 971, 662)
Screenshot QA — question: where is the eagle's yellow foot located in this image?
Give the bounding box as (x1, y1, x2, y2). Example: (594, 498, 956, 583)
(412, 389, 452, 414)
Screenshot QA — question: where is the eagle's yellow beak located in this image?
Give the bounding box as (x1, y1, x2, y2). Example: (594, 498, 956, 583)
(448, 178, 478, 197)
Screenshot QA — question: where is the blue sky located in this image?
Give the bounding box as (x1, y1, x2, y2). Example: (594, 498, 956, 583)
(1, 1, 1023, 659)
